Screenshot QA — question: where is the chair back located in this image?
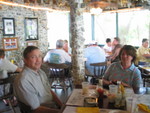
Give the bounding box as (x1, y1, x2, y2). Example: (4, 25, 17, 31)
(41, 63, 51, 78)
(90, 62, 107, 79)
(0, 76, 14, 98)
(0, 73, 17, 113)
(141, 73, 150, 87)
(13, 80, 32, 113)
(17, 100, 32, 113)
(48, 63, 71, 78)
(47, 63, 72, 89)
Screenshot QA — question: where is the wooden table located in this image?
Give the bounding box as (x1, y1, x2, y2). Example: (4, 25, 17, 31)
(65, 88, 126, 110)
(138, 65, 150, 73)
(66, 89, 96, 106)
(62, 106, 129, 113)
(62, 87, 150, 113)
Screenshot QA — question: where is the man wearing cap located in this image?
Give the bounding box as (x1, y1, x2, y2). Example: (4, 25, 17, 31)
(84, 41, 106, 76)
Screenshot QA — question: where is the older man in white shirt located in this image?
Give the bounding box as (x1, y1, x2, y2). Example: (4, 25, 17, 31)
(43, 39, 71, 64)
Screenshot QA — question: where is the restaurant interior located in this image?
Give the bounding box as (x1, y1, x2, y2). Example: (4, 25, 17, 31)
(0, 0, 150, 113)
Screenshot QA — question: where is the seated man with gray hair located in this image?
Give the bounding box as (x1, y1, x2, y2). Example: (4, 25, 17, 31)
(43, 39, 71, 64)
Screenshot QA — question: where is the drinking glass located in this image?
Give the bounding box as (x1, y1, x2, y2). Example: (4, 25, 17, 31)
(126, 97, 133, 112)
(109, 85, 118, 94)
(82, 82, 89, 95)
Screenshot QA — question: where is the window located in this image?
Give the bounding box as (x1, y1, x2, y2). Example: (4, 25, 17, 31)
(94, 12, 116, 45)
(118, 10, 150, 46)
(83, 13, 92, 45)
(47, 9, 150, 48)
(47, 12, 70, 49)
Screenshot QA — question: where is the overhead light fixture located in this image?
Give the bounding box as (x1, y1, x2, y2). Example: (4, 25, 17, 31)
(88, 0, 117, 12)
(90, 7, 102, 14)
(89, 0, 110, 14)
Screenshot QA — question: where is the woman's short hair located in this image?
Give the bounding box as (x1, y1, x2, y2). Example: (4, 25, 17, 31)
(56, 39, 64, 48)
(119, 45, 137, 63)
(23, 46, 39, 59)
(142, 38, 148, 43)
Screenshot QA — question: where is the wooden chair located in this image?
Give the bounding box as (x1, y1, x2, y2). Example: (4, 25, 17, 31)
(47, 63, 72, 91)
(138, 66, 150, 87)
(17, 101, 32, 113)
(141, 73, 150, 87)
(0, 76, 17, 113)
(13, 87, 32, 113)
(85, 62, 107, 84)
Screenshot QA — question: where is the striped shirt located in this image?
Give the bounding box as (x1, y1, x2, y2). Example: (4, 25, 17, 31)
(103, 62, 143, 87)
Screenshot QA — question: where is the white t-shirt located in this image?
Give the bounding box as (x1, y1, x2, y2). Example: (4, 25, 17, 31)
(43, 49, 71, 63)
(0, 58, 18, 79)
(103, 45, 112, 52)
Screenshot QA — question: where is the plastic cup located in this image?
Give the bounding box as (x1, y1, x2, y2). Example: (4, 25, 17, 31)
(82, 82, 89, 95)
(126, 97, 133, 112)
(125, 88, 134, 97)
(109, 85, 118, 94)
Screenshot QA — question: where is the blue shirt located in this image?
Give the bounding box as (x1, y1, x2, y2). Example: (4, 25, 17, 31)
(84, 46, 106, 76)
(103, 62, 143, 87)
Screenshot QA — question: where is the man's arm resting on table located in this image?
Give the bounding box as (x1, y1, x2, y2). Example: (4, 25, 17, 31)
(103, 79, 120, 85)
(102, 79, 112, 85)
(103, 79, 131, 87)
(121, 82, 130, 87)
(143, 54, 150, 58)
(32, 106, 59, 113)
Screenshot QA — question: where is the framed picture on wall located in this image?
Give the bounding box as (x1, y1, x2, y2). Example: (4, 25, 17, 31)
(2, 37, 18, 51)
(25, 18, 38, 41)
(2, 18, 15, 36)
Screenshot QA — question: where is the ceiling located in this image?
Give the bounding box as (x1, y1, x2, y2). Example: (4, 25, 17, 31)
(0, 0, 150, 12)
(24, 0, 150, 11)
(87, 0, 150, 11)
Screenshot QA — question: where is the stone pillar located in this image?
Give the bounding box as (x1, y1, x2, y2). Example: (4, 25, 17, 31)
(69, 0, 85, 86)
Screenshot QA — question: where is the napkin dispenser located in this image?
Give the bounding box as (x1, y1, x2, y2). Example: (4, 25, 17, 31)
(84, 97, 98, 107)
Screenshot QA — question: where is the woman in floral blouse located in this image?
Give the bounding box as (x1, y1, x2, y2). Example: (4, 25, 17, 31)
(103, 45, 143, 88)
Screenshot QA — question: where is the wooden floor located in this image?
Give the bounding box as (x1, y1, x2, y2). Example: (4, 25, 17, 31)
(0, 87, 73, 113)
